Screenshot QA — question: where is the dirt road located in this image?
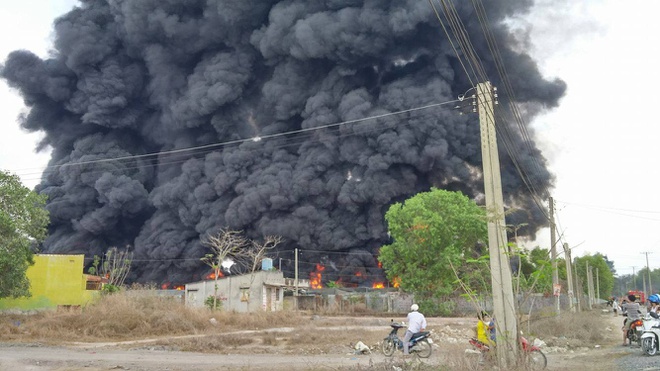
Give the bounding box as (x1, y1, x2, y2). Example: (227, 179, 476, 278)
(0, 344, 390, 371)
(0, 313, 650, 371)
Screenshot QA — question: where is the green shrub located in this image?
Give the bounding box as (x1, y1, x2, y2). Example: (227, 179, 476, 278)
(418, 298, 456, 316)
(102, 284, 121, 294)
(205, 296, 223, 311)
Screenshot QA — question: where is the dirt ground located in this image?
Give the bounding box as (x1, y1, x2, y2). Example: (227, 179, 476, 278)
(0, 312, 639, 371)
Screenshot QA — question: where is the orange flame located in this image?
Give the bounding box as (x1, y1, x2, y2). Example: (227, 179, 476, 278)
(206, 270, 224, 280)
(355, 271, 363, 277)
(161, 282, 170, 290)
(392, 276, 401, 288)
(372, 282, 385, 289)
(174, 285, 185, 291)
(310, 264, 325, 289)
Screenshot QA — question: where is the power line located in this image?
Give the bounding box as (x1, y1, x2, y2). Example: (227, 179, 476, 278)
(8, 99, 460, 181)
(428, 0, 552, 222)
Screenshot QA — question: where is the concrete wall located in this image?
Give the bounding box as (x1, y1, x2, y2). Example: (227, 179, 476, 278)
(185, 270, 289, 312)
(0, 254, 101, 311)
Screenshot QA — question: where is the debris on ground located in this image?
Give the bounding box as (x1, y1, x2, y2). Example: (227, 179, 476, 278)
(353, 341, 371, 354)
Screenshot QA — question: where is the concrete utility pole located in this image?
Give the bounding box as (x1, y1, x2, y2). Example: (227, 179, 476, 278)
(632, 266, 637, 291)
(596, 268, 600, 303)
(294, 248, 299, 310)
(563, 243, 575, 312)
(584, 261, 592, 310)
(642, 252, 653, 296)
(548, 197, 560, 314)
(574, 261, 582, 312)
(643, 275, 647, 298)
(477, 81, 517, 367)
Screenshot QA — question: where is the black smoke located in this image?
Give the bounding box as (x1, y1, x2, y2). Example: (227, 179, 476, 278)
(1, 0, 565, 285)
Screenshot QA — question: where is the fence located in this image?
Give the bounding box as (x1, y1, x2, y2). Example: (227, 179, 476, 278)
(289, 289, 591, 316)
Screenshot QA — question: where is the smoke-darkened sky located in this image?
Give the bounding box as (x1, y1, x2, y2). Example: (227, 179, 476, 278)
(0, 0, 572, 285)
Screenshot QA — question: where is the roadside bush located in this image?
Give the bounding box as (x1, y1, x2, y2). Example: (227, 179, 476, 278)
(205, 295, 223, 311)
(417, 297, 456, 317)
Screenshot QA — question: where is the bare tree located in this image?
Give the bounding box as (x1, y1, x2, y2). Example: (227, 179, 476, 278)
(241, 235, 283, 312)
(201, 229, 248, 310)
(88, 246, 133, 292)
(245, 236, 282, 274)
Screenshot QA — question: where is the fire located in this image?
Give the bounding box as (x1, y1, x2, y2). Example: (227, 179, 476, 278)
(355, 271, 363, 277)
(205, 270, 224, 280)
(392, 276, 401, 288)
(310, 263, 325, 289)
(372, 282, 385, 289)
(161, 282, 185, 290)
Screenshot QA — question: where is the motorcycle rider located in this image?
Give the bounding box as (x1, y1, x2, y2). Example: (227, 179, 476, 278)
(649, 294, 660, 319)
(403, 303, 427, 356)
(622, 294, 641, 346)
(476, 311, 495, 347)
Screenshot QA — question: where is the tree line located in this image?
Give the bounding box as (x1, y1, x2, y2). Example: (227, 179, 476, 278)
(0, 170, 617, 309)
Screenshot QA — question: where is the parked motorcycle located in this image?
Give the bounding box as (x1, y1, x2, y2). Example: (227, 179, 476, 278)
(468, 335, 547, 370)
(641, 313, 660, 356)
(381, 321, 432, 358)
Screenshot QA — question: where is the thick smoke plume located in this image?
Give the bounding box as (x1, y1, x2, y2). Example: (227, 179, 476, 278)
(2, 0, 565, 285)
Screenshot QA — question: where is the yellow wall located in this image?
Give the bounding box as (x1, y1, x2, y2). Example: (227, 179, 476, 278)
(0, 254, 100, 310)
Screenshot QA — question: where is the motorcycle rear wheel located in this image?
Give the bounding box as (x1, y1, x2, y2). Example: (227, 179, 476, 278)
(412, 339, 432, 358)
(628, 330, 641, 347)
(642, 338, 657, 356)
(381, 339, 396, 357)
(526, 349, 547, 370)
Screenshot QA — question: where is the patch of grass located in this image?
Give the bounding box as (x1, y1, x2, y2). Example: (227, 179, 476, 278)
(0, 291, 308, 343)
(260, 332, 279, 346)
(156, 334, 254, 352)
(525, 310, 607, 343)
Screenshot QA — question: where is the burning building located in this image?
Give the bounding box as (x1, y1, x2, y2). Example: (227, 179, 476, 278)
(1, 1, 564, 286)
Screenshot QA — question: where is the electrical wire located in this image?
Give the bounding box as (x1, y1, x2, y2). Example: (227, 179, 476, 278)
(429, 0, 552, 222)
(9, 99, 460, 182)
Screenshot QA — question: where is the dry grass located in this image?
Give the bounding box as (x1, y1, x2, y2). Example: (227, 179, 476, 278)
(0, 293, 614, 371)
(0, 291, 307, 343)
(525, 310, 608, 344)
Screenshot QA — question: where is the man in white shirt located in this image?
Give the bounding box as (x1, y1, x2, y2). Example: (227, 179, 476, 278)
(403, 303, 427, 355)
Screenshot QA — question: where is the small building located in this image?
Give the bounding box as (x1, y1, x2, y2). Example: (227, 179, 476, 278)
(185, 270, 309, 312)
(0, 254, 103, 311)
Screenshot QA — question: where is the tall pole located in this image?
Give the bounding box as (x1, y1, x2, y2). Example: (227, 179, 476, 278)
(477, 81, 517, 366)
(549, 197, 560, 314)
(596, 268, 600, 303)
(294, 248, 299, 310)
(586, 262, 592, 309)
(642, 252, 653, 296)
(632, 266, 637, 291)
(563, 243, 575, 312)
(643, 275, 647, 298)
(574, 260, 581, 312)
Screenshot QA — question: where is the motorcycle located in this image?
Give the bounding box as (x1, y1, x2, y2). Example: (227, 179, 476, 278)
(625, 317, 644, 347)
(381, 321, 433, 358)
(641, 312, 660, 356)
(468, 335, 547, 370)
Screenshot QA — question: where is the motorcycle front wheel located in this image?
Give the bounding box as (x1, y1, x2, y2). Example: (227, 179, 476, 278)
(642, 337, 657, 356)
(526, 349, 547, 370)
(381, 339, 396, 357)
(412, 339, 432, 358)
